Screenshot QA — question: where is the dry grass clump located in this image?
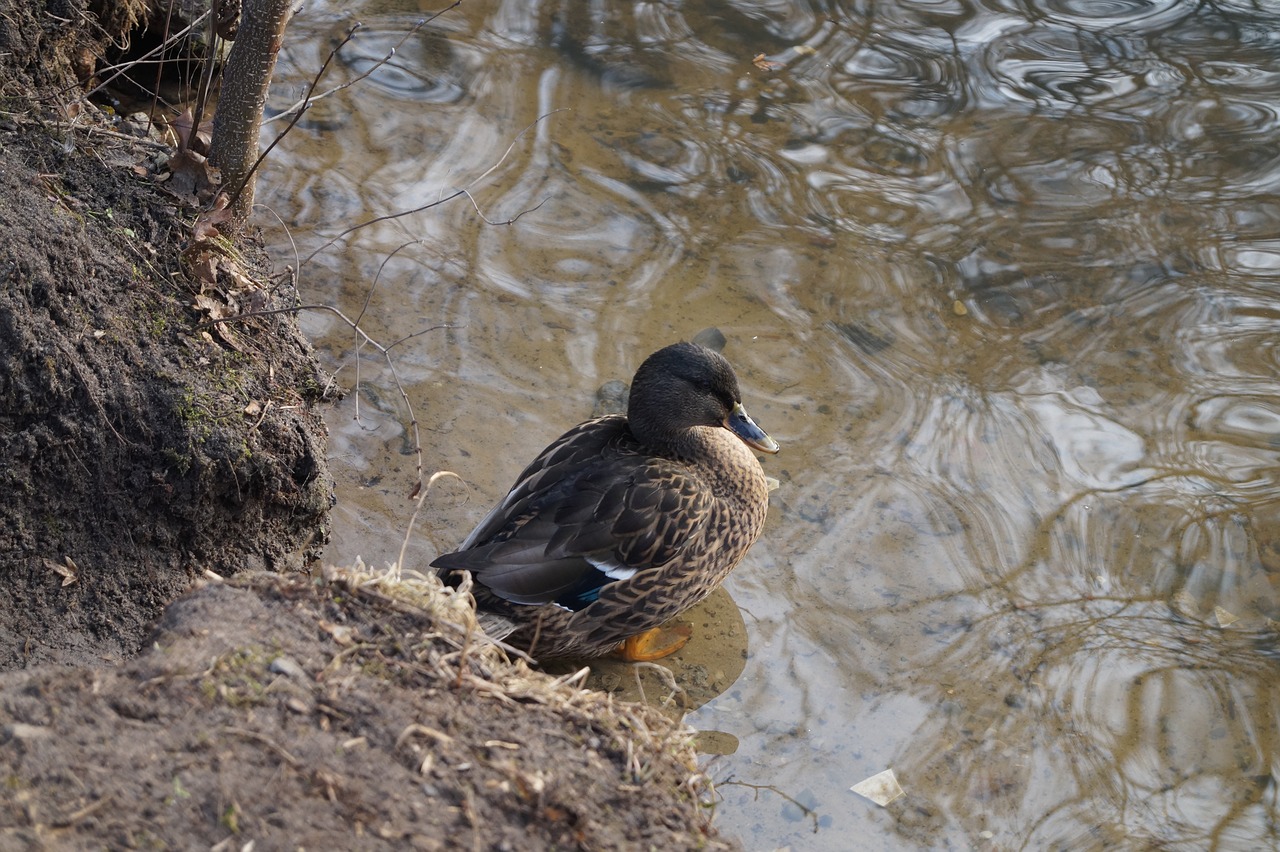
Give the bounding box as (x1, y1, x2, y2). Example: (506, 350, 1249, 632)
(317, 560, 720, 808)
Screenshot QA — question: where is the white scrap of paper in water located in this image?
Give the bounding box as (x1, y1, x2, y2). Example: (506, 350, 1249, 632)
(850, 768, 904, 806)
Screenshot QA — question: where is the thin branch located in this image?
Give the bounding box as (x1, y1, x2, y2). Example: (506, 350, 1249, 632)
(188, 1, 221, 147)
(252, 204, 302, 296)
(459, 189, 550, 226)
(397, 470, 462, 579)
(197, 304, 451, 360)
(719, 778, 821, 834)
(463, 108, 571, 190)
(300, 108, 568, 267)
(199, 306, 455, 534)
(224, 23, 364, 213)
(56, 10, 213, 102)
(264, 3, 464, 126)
(300, 190, 466, 266)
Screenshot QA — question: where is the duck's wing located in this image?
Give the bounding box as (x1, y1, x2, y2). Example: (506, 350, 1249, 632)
(433, 421, 713, 609)
(453, 415, 630, 551)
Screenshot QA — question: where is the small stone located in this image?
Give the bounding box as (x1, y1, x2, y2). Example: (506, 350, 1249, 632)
(3, 723, 52, 741)
(269, 656, 306, 679)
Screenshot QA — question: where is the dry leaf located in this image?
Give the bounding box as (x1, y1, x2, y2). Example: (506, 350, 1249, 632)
(318, 620, 356, 646)
(44, 557, 79, 587)
(1214, 606, 1240, 628)
(193, 294, 227, 320)
(171, 108, 214, 155)
(166, 149, 220, 205)
(189, 254, 219, 288)
(753, 43, 818, 71)
(1171, 588, 1200, 618)
(224, 264, 259, 294)
(193, 193, 234, 242)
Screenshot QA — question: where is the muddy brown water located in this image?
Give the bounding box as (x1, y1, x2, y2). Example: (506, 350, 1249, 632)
(258, 1, 1280, 848)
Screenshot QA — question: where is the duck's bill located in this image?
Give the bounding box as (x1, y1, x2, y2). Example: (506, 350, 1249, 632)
(726, 402, 780, 454)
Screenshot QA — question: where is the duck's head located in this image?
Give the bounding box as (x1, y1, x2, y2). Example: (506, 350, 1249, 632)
(629, 341, 780, 456)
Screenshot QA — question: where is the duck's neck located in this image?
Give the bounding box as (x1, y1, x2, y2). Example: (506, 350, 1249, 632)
(658, 425, 709, 462)
(677, 426, 768, 505)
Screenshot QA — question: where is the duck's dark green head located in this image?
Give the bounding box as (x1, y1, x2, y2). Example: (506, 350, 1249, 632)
(629, 341, 780, 455)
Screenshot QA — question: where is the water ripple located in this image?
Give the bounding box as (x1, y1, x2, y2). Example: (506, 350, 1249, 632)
(260, 2, 1280, 848)
(1029, 0, 1194, 33)
(338, 19, 475, 104)
(985, 26, 1150, 112)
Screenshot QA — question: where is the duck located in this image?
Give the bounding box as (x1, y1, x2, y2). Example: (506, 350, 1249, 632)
(432, 341, 779, 661)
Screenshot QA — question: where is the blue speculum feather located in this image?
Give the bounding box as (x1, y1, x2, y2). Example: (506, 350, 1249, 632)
(553, 567, 612, 610)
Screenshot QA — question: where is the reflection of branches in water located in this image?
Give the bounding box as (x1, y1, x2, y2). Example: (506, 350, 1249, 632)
(883, 583, 1280, 849)
(959, 582, 1265, 665)
(785, 478, 1206, 636)
(838, 483, 1278, 852)
(718, 777, 820, 834)
(298, 108, 566, 267)
(1012, 657, 1274, 850)
(996, 468, 1261, 602)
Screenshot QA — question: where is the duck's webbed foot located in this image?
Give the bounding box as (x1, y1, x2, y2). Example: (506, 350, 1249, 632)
(619, 623, 692, 661)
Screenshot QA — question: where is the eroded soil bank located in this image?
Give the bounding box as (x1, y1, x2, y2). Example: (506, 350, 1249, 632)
(0, 1, 332, 669)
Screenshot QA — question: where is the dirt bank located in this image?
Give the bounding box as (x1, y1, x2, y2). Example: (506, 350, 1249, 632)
(0, 2, 332, 670)
(1, 568, 732, 850)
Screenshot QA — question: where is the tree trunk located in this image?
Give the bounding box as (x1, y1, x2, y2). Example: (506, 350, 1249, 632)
(209, 0, 294, 232)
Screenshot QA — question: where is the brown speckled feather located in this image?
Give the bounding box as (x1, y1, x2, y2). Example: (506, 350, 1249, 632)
(435, 415, 715, 605)
(432, 342, 777, 660)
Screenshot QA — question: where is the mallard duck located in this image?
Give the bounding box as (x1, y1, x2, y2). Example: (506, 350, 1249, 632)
(432, 341, 779, 661)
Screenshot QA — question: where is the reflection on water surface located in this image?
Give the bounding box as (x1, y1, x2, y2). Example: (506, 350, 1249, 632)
(260, 1, 1280, 848)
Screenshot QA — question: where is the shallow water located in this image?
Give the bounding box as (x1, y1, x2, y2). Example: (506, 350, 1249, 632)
(259, 1, 1280, 848)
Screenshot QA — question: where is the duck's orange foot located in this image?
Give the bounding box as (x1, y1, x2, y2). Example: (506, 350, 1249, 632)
(619, 623, 693, 661)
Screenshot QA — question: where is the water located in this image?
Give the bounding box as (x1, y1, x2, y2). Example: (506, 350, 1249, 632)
(258, 1, 1280, 848)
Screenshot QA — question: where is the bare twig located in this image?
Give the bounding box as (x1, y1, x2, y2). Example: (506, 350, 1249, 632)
(198, 302, 453, 526)
(720, 778, 821, 833)
(225, 23, 365, 215)
(397, 470, 462, 581)
(48, 9, 214, 102)
(264, 3, 464, 125)
(220, 726, 302, 768)
(299, 108, 568, 267)
(188, 2, 221, 149)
